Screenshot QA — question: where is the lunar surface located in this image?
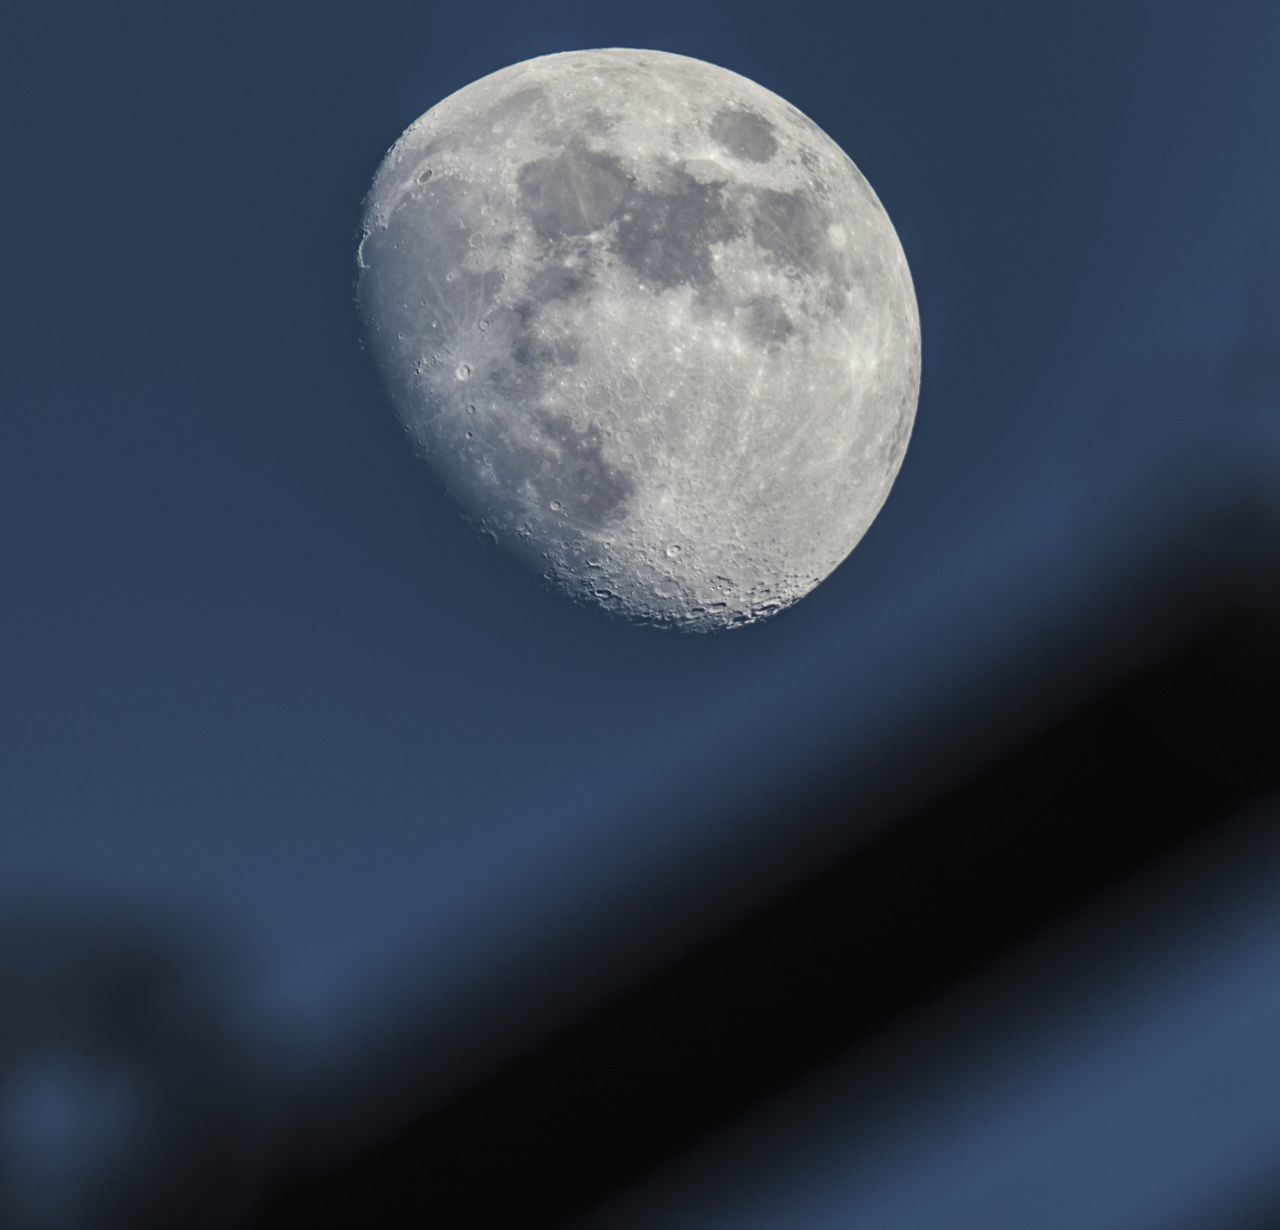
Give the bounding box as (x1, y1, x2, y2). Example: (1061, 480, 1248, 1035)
(359, 49, 920, 630)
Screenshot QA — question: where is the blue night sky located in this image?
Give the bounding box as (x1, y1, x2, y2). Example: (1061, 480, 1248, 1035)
(3, 0, 1278, 1081)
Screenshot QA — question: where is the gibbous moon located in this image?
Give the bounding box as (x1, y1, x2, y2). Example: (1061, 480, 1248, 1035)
(359, 49, 920, 630)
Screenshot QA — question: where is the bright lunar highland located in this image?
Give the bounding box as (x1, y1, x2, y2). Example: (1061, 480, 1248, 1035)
(359, 49, 920, 630)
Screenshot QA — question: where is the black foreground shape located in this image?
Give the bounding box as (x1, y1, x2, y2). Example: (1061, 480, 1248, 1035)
(252, 586, 1280, 1229)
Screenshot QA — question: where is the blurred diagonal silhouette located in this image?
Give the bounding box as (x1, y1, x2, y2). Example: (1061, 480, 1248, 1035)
(252, 548, 1279, 1228)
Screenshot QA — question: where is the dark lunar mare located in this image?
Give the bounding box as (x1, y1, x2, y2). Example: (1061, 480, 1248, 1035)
(709, 106, 780, 162)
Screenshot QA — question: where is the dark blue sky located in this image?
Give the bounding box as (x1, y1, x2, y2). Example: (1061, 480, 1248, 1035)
(3, 0, 1277, 1065)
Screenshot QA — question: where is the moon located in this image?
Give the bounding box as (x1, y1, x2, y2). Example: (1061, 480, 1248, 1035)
(358, 49, 920, 630)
